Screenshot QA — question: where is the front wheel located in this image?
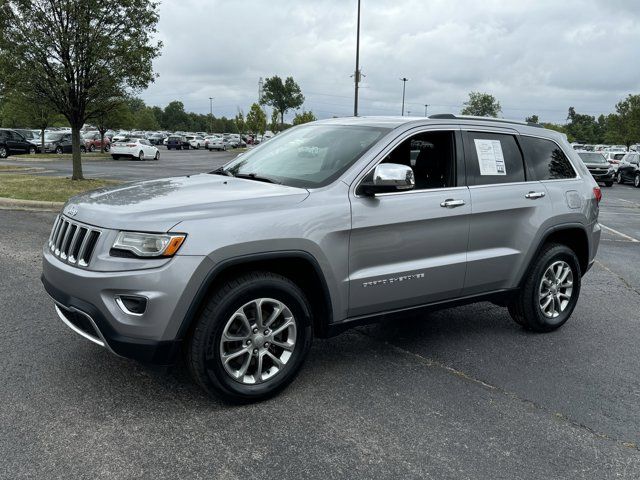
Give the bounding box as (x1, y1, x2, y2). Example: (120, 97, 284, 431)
(80, 146, 86, 153)
(55, 146, 63, 154)
(617, 172, 624, 184)
(104, 144, 110, 152)
(0, 146, 8, 158)
(635, 173, 640, 188)
(154, 151, 160, 160)
(188, 272, 313, 403)
(138, 150, 144, 161)
(29, 146, 36, 154)
(508, 243, 581, 332)
(112, 155, 120, 160)
(89, 144, 95, 152)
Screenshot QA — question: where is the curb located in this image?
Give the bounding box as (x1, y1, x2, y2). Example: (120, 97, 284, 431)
(0, 197, 63, 212)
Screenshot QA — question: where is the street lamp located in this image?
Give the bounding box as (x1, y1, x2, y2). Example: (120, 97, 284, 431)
(400, 77, 408, 116)
(209, 97, 214, 133)
(353, 0, 361, 117)
(424, 104, 429, 116)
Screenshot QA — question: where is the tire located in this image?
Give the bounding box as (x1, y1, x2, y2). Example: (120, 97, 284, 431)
(223, 145, 227, 151)
(188, 271, 313, 403)
(89, 144, 95, 152)
(29, 146, 36, 154)
(55, 146, 63, 154)
(508, 243, 581, 333)
(635, 173, 640, 188)
(80, 146, 86, 153)
(154, 151, 160, 160)
(138, 150, 144, 161)
(617, 172, 624, 184)
(604, 181, 613, 187)
(0, 145, 7, 158)
(112, 155, 120, 160)
(104, 144, 110, 152)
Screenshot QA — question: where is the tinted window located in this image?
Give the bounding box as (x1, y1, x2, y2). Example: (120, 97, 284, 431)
(464, 132, 525, 185)
(520, 136, 576, 180)
(577, 152, 607, 164)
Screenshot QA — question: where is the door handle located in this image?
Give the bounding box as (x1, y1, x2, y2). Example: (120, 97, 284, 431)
(525, 191, 546, 199)
(440, 199, 466, 208)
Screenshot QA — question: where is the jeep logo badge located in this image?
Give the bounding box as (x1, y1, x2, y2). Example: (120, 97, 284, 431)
(66, 206, 78, 217)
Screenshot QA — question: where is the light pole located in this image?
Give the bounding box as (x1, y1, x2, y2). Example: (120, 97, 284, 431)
(424, 104, 429, 116)
(400, 77, 408, 116)
(209, 97, 214, 133)
(353, 0, 361, 117)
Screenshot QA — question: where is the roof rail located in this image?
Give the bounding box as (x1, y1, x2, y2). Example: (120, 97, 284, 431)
(428, 113, 543, 128)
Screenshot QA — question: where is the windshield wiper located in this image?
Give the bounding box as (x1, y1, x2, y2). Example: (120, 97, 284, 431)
(210, 167, 233, 177)
(234, 172, 281, 184)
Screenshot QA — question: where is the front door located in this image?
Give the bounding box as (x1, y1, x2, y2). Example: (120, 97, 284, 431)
(348, 129, 470, 317)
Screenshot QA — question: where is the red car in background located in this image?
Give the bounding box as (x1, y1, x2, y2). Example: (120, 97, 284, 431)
(82, 131, 111, 152)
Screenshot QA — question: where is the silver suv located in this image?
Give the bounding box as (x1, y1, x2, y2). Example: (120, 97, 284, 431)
(42, 115, 602, 402)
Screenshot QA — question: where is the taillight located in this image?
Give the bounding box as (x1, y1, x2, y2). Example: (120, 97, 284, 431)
(593, 186, 602, 203)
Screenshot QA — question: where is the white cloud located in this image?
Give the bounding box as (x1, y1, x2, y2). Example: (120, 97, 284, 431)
(140, 0, 640, 123)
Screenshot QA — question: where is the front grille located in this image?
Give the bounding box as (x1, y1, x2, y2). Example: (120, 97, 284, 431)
(48, 216, 101, 267)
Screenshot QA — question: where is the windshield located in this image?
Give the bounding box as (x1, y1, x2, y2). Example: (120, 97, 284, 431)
(578, 152, 607, 164)
(218, 124, 390, 188)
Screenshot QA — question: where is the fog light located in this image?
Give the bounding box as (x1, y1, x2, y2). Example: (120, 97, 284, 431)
(115, 295, 147, 316)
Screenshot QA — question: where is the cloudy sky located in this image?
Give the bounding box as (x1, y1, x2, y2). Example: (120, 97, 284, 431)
(141, 0, 640, 124)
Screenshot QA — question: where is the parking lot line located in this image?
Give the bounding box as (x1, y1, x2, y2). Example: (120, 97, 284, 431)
(600, 224, 640, 243)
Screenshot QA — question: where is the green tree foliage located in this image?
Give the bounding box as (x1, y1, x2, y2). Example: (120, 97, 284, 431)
(235, 109, 245, 137)
(613, 94, 640, 147)
(565, 107, 600, 143)
(245, 103, 267, 136)
(292, 110, 317, 125)
(461, 92, 502, 117)
(163, 101, 189, 131)
(89, 100, 133, 152)
(525, 115, 539, 124)
(0, 0, 162, 179)
(260, 76, 305, 127)
(270, 109, 280, 132)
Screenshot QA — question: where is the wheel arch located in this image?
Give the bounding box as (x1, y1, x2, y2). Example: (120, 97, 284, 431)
(520, 224, 590, 286)
(177, 251, 334, 343)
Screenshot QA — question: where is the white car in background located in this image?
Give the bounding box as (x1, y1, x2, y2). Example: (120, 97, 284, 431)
(603, 151, 627, 171)
(185, 135, 205, 149)
(111, 137, 159, 161)
(207, 136, 230, 151)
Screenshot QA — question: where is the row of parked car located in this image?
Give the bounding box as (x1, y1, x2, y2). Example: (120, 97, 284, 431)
(577, 150, 640, 188)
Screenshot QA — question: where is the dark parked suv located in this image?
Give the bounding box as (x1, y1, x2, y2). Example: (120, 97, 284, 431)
(0, 128, 38, 157)
(42, 115, 601, 402)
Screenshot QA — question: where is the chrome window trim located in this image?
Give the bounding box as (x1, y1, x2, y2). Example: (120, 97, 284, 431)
(364, 185, 469, 198)
(468, 180, 543, 190)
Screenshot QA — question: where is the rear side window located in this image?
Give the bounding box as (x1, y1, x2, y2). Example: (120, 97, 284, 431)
(464, 132, 525, 185)
(520, 136, 576, 180)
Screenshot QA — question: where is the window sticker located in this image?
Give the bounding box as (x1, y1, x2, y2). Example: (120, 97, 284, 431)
(474, 139, 506, 175)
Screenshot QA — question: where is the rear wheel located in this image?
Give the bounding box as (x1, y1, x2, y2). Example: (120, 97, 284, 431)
(80, 146, 86, 153)
(154, 151, 160, 160)
(29, 146, 36, 154)
(635, 173, 640, 188)
(508, 243, 581, 332)
(89, 144, 95, 152)
(0, 146, 8, 158)
(112, 155, 120, 160)
(55, 146, 63, 154)
(104, 144, 110, 152)
(188, 272, 313, 403)
(617, 172, 624, 184)
(138, 150, 144, 161)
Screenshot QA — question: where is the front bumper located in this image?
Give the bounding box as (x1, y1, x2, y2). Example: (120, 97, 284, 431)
(42, 247, 211, 364)
(589, 170, 615, 182)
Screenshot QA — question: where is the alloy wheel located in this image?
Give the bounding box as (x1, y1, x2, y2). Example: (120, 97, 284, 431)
(0, 146, 7, 158)
(218, 298, 297, 385)
(538, 260, 573, 318)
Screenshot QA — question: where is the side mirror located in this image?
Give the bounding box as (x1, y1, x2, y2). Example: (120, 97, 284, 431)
(360, 163, 415, 196)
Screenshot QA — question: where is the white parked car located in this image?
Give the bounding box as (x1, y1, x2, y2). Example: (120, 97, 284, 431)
(603, 151, 627, 171)
(207, 136, 230, 151)
(185, 135, 205, 149)
(111, 138, 159, 161)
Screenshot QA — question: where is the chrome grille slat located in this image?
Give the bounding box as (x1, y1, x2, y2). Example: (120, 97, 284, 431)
(47, 216, 101, 269)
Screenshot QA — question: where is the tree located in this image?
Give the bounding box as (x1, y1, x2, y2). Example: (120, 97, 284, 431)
(245, 103, 267, 137)
(525, 115, 539, 124)
(613, 94, 640, 148)
(270, 110, 280, 133)
(90, 99, 134, 152)
(0, 0, 162, 179)
(565, 107, 599, 144)
(260, 76, 305, 127)
(136, 108, 160, 131)
(292, 110, 317, 125)
(461, 92, 502, 117)
(163, 101, 189, 131)
(235, 109, 245, 139)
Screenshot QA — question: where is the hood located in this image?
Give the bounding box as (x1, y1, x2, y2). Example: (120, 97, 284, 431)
(63, 174, 309, 231)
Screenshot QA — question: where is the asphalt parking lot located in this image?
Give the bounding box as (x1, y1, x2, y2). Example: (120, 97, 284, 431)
(1, 160, 640, 478)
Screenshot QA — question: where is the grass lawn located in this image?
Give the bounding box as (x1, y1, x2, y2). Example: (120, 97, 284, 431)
(0, 174, 121, 203)
(0, 165, 30, 171)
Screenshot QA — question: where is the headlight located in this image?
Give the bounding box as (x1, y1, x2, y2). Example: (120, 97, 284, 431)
(112, 231, 186, 257)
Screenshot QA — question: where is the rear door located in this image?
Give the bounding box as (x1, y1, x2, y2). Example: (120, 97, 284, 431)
(461, 129, 553, 295)
(348, 127, 470, 317)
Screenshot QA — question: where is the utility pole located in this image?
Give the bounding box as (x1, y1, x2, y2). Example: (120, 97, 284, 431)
(209, 97, 214, 133)
(400, 77, 408, 116)
(353, 0, 361, 117)
(424, 104, 429, 116)
(258, 77, 263, 103)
